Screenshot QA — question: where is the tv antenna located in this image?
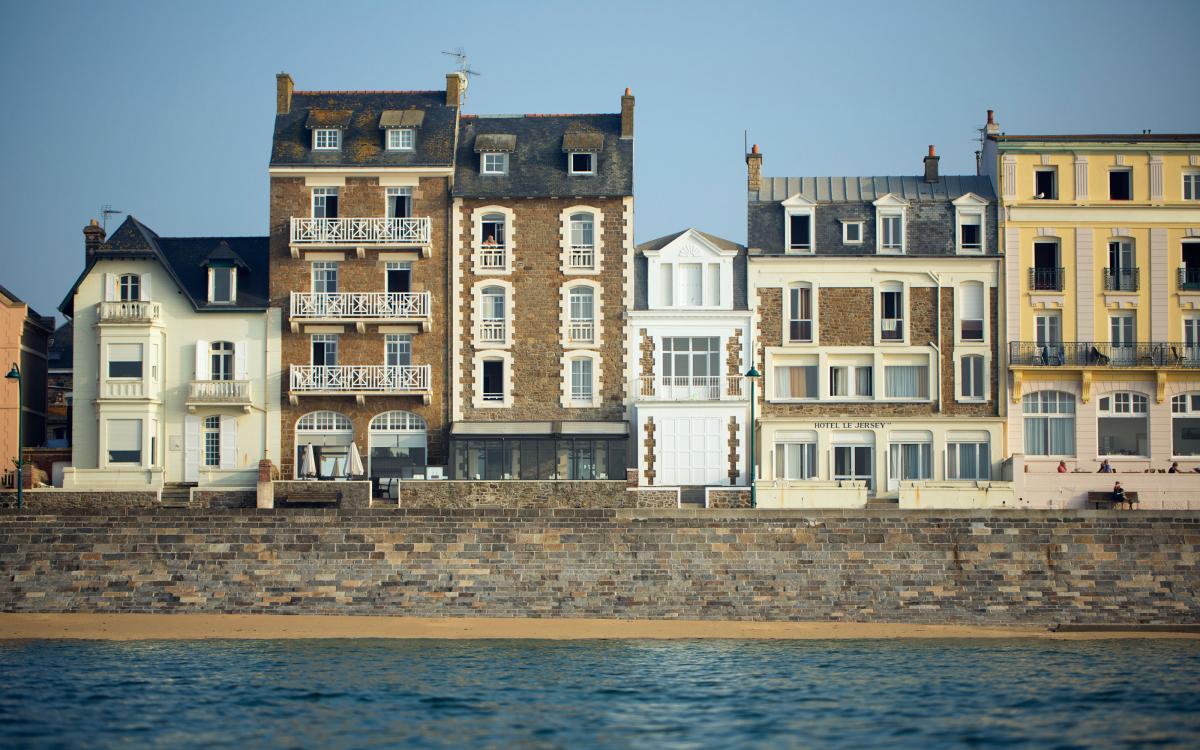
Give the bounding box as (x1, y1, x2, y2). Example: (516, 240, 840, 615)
(100, 204, 123, 232)
(442, 48, 481, 78)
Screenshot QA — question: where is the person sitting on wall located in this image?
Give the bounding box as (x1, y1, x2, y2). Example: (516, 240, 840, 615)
(1057, 460, 1068, 473)
(1112, 481, 1136, 510)
(1168, 462, 1180, 474)
(1098, 459, 1114, 473)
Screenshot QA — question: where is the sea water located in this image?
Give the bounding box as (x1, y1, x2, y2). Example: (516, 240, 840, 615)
(1, 639, 1197, 748)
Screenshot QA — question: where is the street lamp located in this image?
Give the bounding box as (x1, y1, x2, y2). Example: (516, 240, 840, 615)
(744, 366, 761, 509)
(6, 363, 22, 510)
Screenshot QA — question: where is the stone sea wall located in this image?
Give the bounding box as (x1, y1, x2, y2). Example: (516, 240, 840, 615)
(1, 508, 1196, 624)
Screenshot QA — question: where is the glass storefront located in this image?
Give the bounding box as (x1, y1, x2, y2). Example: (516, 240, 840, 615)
(450, 437, 627, 480)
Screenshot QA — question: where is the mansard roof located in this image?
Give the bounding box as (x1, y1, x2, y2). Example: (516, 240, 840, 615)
(752, 175, 995, 204)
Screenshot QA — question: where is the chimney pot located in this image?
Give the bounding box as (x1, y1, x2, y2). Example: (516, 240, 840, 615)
(987, 109, 994, 124)
(985, 109, 1000, 135)
(624, 87, 630, 96)
(751, 143, 759, 154)
(620, 88, 635, 139)
(928, 144, 936, 157)
(276, 72, 294, 115)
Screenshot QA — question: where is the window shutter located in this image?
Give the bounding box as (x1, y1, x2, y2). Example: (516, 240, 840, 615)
(963, 284, 984, 319)
(219, 415, 237, 470)
(195, 340, 210, 380)
(104, 273, 117, 302)
(184, 415, 200, 483)
(140, 272, 151, 301)
(234, 341, 248, 380)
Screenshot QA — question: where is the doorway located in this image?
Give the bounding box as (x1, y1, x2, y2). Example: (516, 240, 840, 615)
(833, 444, 873, 493)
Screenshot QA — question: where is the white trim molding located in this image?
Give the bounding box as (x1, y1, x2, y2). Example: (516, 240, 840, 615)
(873, 193, 908, 255)
(781, 194, 817, 254)
(558, 205, 604, 275)
(952, 192, 989, 254)
(560, 350, 603, 409)
(471, 205, 516, 275)
(472, 349, 514, 409)
(471, 279, 514, 350)
(560, 279, 603, 349)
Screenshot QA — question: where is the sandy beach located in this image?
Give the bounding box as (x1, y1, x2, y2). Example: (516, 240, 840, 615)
(1, 614, 1196, 641)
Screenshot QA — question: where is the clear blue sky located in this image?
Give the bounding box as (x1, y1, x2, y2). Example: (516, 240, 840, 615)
(3, 0, 1198, 320)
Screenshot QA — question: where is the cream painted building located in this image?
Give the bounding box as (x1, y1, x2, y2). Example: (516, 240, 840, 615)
(59, 217, 281, 490)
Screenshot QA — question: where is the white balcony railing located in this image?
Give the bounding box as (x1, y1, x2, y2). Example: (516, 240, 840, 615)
(188, 380, 251, 403)
(634, 375, 746, 402)
(479, 320, 506, 343)
(479, 245, 507, 269)
(568, 321, 595, 344)
(290, 217, 431, 246)
(290, 365, 431, 393)
(102, 380, 145, 399)
(97, 301, 161, 323)
(290, 292, 431, 320)
(568, 246, 595, 269)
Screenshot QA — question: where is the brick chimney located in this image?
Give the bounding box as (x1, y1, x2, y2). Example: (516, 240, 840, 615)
(446, 71, 468, 107)
(620, 87, 635, 139)
(276, 72, 294, 115)
(83, 219, 105, 262)
(923, 144, 940, 183)
(985, 109, 1000, 136)
(746, 144, 762, 192)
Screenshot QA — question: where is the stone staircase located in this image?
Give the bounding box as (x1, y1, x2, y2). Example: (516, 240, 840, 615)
(159, 482, 195, 508)
(866, 496, 899, 509)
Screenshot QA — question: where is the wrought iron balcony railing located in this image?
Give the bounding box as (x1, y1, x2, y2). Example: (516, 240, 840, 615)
(290, 217, 431, 246)
(1028, 267, 1065, 292)
(1180, 267, 1200, 292)
(290, 292, 431, 321)
(1009, 342, 1200, 368)
(1104, 267, 1139, 292)
(290, 365, 431, 393)
(633, 375, 747, 401)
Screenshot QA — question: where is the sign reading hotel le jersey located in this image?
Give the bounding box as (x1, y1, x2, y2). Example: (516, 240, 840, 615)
(811, 422, 886, 430)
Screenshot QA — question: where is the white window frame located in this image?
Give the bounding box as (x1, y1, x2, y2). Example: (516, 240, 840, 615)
(310, 333, 338, 367)
(1184, 171, 1200, 201)
(203, 415, 221, 467)
(955, 280, 988, 345)
(311, 261, 338, 293)
(786, 283, 816, 344)
(560, 350, 602, 408)
(311, 187, 338, 219)
(568, 151, 596, 175)
(874, 194, 908, 254)
(313, 129, 341, 150)
(1096, 391, 1150, 458)
(559, 206, 604, 275)
(106, 342, 144, 380)
(207, 266, 236, 304)
(481, 152, 509, 175)
(562, 281, 600, 348)
(782, 194, 816, 254)
(775, 442, 817, 480)
(953, 193, 988, 254)
(385, 333, 412, 368)
(386, 128, 415, 151)
(841, 220, 863, 245)
(827, 361, 874, 400)
(882, 362, 931, 401)
(1033, 167, 1058, 200)
(472, 206, 515, 275)
(1171, 392, 1200, 458)
(947, 441, 991, 481)
(957, 353, 987, 402)
(105, 418, 143, 467)
(1022, 391, 1077, 457)
(473, 279, 514, 349)
(385, 187, 413, 218)
(875, 280, 908, 345)
(118, 273, 140, 302)
(473, 349, 514, 409)
(769, 359, 820, 402)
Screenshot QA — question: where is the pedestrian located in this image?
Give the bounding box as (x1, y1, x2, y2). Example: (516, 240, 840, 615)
(1168, 462, 1180, 474)
(1098, 459, 1114, 473)
(1057, 460, 1068, 473)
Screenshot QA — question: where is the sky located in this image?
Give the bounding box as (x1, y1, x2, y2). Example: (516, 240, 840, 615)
(2, 0, 1198, 321)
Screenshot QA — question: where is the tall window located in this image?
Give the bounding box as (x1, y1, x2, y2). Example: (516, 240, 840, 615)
(570, 358, 593, 402)
(1097, 392, 1149, 457)
(880, 214, 903, 252)
(884, 365, 928, 399)
(1186, 315, 1200, 364)
(312, 187, 339, 219)
(948, 442, 990, 480)
(1110, 313, 1136, 365)
(681, 263, 703, 306)
(888, 441, 932, 481)
(1171, 392, 1200, 456)
(107, 419, 141, 465)
(386, 128, 415, 151)
(108, 344, 143, 379)
(569, 213, 595, 269)
(311, 334, 338, 367)
(480, 286, 506, 342)
(1031, 240, 1063, 291)
(480, 213, 507, 269)
(773, 365, 819, 399)
(312, 261, 338, 293)
(1034, 168, 1057, 199)
(1106, 239, 1136, 292)
(1023, 391, 1075, 456)
(959, 213, 982, 251)
(775, 442, 817, 479)
(789, 285, 813, 342)
(1109, 169, 1132, 200)
(210, 341, 234, 381)
(386, 187, 412, 218)
(568, 286, 595, 343)
(788, 214, 812, 252)
(659, 264, 673, 306)
(209, 267, 235, 303)
(118, 274, 140, 302)
(960, 355, 985, 400)
(482, 359, 504, 402)
(880, 285, 904, 341)
(313, 129, 340, 150)
(385, 334, 412, 367)
(203, 416, 221, 467)
(1185, 172, 1200, 201)
(960, 282, 984, 341)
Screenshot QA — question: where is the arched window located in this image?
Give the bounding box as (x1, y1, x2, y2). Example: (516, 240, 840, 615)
(568, 212, 596, 269)
(1171, 393, 1200, 456)
(119, 274, 140, 302)
(369, 411, 427, 431)
(1023, 391, 1075, 456)
(294, 410, 353, 480)
(1097, 391, 1149, 457)
(568, 285, 594, 343)
(481, 213, 506, 247)
(296, 410, 352, 432)
(368, 411, 428, 485)
(210, 341, 234, 381)
(479, 285, 506, 343)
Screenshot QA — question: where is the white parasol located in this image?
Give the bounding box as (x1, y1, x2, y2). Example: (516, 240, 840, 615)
(300, 443, 316, 479)
(348, 442, 365, 478)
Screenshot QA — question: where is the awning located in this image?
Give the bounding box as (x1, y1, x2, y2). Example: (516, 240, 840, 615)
(379, 109, 425, 129)
(474, 134, 517, 153)
(451, 421, 628, 437)
(562, 131, 604, 152)
(305, 109, 353, 129)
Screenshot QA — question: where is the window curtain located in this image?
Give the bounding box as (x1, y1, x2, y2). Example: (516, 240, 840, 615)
(885, 365, 927, 398)
(855, 367, 873, 397)
(775, 366, 817, 398)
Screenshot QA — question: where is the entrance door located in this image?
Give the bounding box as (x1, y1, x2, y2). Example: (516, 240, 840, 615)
(658, 415, 725, 486)
(833, 445, 873, 492)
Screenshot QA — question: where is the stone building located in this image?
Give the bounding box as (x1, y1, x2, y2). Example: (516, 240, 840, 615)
(269, 72, 465, 488)
(446, 93, 635, 481)
(629, 229, 752, 499)
(46, 320, 72, 448)
(980, 114, 1200, 505)
(746, 145, 1006, 507)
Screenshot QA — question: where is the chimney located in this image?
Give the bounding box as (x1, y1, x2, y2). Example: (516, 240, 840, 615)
(985, 109, 1000, 136)
(276, 72, 294, 115)
(746, 144, 762, 192)
(446, 71, 468, 107)
(83, 219, 105, 262)
(620, 88, 635, 139)
(923, 144, 940, 183)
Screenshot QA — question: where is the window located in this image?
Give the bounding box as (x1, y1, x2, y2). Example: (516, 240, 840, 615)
(788, 285, 813, 342)
(569, 152, 595, 175)
(1035, 312, 1062, 346)
(1031, 240, 1063, 290)
(480, 286, 506, 343)
(960, 355, 985, 400)
(570, 358, 593, 402)
(1185, 172, 1200, 201)
(1110, 313, 1136, 364)
(948, 442, 991, 480)
(118, 274, 140, 302)
(773, 365, 818, 399)
(312, 187, 339, 219)
(1106, 239, 1136, 292)
(662, 337, 720, 381)
(108, 343, 143, 379)
(107, 419, 141, 464)
(203, 415, 220, 467)
(296, 410, 353, 431)
(312, 261, 338, 293)
(210, 341, 234, 381)
(1023, 391, 1076, 456)
(677, 263, 701, 306)
(842, 221, 863, 244)
(1109, 169, 1132, 200)
(385, 334, 412, 367)
(386, 187, 412, 218)
(1097, 392, 1149, 457)
(209, 266, 235, 303)
(889, 441, 932, 481)
(482, 153, 508, 175)
(482, 359, 504, 402)
(451, 436, 626, 481)
(480, 213, 507, 269)
(386, 261, 412, 295)
(659, 263, 673, 306)
(1034, 168, 1057, 199)
(386, 128, 415, 151)
(960, 282, 984, 341)
(880, 286, 904, 341)
(1171, 392, 1200, 456)
(959, 214, 982, 251)
(829, 364, 873, 398)
(568, 213, 595, 269)
(568, 286, 595, 343)
(884, 365, 928, 399)
(789, 214, 812, 252)
(311, 334, 338, 367)
(775, 442, 817, 480)
(880, 214, 903, 252)
(313, 129, 340, 150)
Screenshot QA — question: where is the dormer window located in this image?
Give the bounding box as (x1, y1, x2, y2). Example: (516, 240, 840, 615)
(482, 153, 508, 175)
(953, 193, 988, 254)
(789, 215, 811, 251)
(569, 152, 595, 175)
(386, 128, 415, 151)
(842, 221, 863, 245)
(781, 195, 817, 254)
(313, 129, 340, 150)
(873, 194, 908, 254)
(208, 266, 236, 304)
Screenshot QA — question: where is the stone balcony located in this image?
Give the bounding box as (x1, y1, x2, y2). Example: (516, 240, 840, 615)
(187, 380, 252, 412)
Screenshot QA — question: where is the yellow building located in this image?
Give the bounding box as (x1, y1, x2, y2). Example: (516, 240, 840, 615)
(981, 113, 1200, 506)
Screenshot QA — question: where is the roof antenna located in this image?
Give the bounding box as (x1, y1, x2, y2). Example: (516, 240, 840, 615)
(442, 48, 481, 79)
(743, 129, 748, 155)
(100, 204, 123, 233)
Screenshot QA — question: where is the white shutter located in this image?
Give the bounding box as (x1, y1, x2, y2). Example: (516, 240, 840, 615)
(140, 272, 152, 301)
(234, 341, 248, 381)
(184, 415, 200, 482)
(219, 415, 237, 470)
(195, 340, 210, 380)
(104, 273, 117, 302)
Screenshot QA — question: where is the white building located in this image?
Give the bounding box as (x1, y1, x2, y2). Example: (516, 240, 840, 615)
(629, 229, 752, 499)
(59, 217, 281, 490)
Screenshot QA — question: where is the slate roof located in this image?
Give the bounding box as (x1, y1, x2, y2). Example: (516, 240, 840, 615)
(752, 175, 994, 203)
(271, 91, 458, 168)
(58, 216, 269, 316)
(47, 321, 73, 372)
(633, 229, 749, 311)
(454, 115, 632, 198)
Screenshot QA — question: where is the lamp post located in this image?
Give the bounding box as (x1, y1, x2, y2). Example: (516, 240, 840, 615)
(744, 366, 761, 509)
(6, 363, 22, 510)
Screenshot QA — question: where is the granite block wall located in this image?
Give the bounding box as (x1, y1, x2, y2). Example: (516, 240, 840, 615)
(394, 480, 668, 508)
(0, 508, 1196, 625)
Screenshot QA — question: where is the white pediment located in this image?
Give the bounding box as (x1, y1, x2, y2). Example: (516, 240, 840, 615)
(781, 193, 817, 208)
(952, 192, 989, 207)
(643, 228, 737, 259)
(873, 192, 909, 207)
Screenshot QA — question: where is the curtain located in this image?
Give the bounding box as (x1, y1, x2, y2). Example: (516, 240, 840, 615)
(1048, 417, 1075, 455)
(885, 366, 927, 398)
(856, 367, 873, 397)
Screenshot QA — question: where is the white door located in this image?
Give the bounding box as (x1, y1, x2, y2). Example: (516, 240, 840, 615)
(658, 416, 724, 486)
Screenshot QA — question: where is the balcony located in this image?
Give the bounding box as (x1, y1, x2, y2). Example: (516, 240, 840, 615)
(479, 244, 507, 270)
(567, 246, 595, 270)
(634, 375, 746, 402)
(289, 365, 431, 404)
(1028, 267, 1065, 292)
(479, 320, 506, 344)
(1180, 267, 1200, 292)
(290, 292, 431, 331)
(1009, 342, 1200, 369)
(567, 322, 595, 345)
(1104, 267, 1139, 292)
(97, 301, 161, 324)
(100, 380, 146, 399)
(187, 380, 251, 412)
(289, 217, 431, 257)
